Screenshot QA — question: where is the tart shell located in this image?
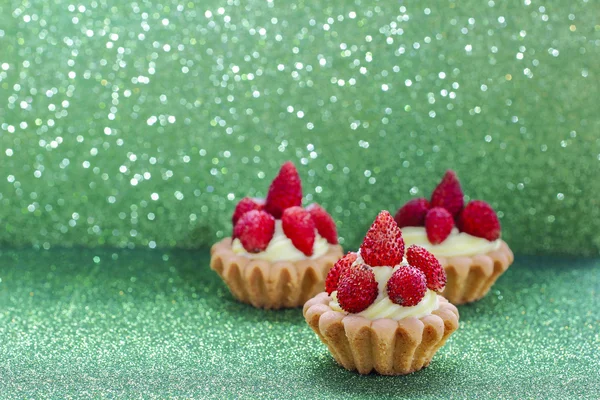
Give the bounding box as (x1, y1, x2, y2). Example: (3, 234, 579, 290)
(303, 292, 459, 375)
(437, 240, 514, 305)
(210, 237, 343, 309)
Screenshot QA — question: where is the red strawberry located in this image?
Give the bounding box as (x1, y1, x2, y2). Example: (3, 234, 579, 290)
(386, 266, 427, 307)
(394, 198, 431, 227)
(233, 210, 275, 253)
(336, 264, 378, 313)
(458, 200, 501, 241)
(265, 161, 302, 218)
(406, 245, 446, 292)
(325, 252, 358, 295)
(430, 170, 464, 218)
(307, 203, 338, 244)
(425, 207, 454, 244)
(232, 197, 265, 226)
(360, 211, 405, 267)
(282, 206, 316, 256)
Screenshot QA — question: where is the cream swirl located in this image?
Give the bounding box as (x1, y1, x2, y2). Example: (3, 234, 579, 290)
(402, 227, 501, 258)
(232, 220, 329, 262)
(329, 255, 439, 321)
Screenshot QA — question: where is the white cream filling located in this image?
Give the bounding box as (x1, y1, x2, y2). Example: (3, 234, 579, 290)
(329, 255, 439, 321)
(402, 227, 501, 258)
(232, 220, 329, 262)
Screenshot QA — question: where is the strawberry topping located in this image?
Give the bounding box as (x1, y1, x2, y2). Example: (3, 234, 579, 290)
(325, 252, 358, 295)
(425, 207, 454, 244)
(232, 197, 265, 226)
(306, 203, 338, 244)
(233, 210, 275, 253)
(406, 245, 446, 292)
(394, 198, 431, 228)
(458, 200, 501, 241)
(359, 211, 405, 267)
(336, 264, 378, 313)
(430, 170, 464, 218)
(281, 206, 316, 256)
(386, 266, 427, 307)
(265, 161, 302, 218)
(328, 211, 449, 314)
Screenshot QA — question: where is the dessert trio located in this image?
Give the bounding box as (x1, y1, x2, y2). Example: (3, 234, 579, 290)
(210, 162, 514, 375)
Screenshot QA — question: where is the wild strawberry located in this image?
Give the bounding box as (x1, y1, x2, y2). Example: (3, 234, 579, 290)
(232, 197, 265, 226)
(265, 161, 302, 218)
(406, 245, 446, 292)
(386, 266, 427, 307)
(233, 210, 275, 253)
(336, 264, 378, 313)
(282, 206, 316, 256)
(325, 252, 358, 295)
(394, 198, 431, 227)
(430, 170, 464, 218)
(359, 211, 405, 267)
(306, 203, 338, 244)
(425, 207, 454, 244)
(458, 200, 501, 241)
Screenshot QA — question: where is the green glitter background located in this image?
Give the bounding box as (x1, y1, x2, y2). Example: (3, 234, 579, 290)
(1, 0, 600, 398)
(0, 0, 599, 255)
(0, 249, 598, 398)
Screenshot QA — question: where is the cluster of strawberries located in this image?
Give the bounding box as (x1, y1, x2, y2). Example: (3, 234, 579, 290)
(394, 170, 501, 244)
(232, 162, 338, 255)
(325, 211, 447, 313)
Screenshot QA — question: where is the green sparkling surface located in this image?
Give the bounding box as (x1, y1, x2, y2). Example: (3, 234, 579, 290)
(0, 248, 598, 398)
(1, 1, 598, 397)
(1, 1, 599, 255)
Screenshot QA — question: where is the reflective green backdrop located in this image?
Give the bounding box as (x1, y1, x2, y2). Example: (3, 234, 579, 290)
(1, 1, 600, 399)
(1, 0, 599, 255)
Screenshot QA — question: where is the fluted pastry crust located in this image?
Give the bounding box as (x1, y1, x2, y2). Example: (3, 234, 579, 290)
(303, 292, 459, 375)
(210, 238, 343, 309)
(437, 240, 514, 305)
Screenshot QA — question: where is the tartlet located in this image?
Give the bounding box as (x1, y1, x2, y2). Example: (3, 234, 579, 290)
(394, 170, 514, 305)
(303, 211, 459, 375)
(210, 162, 343, 309)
